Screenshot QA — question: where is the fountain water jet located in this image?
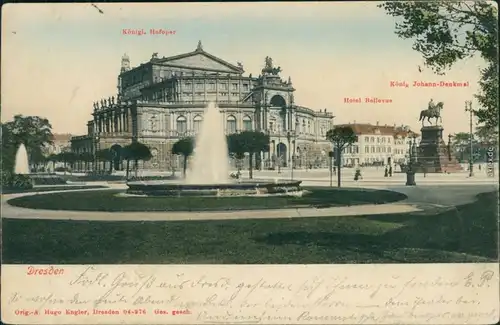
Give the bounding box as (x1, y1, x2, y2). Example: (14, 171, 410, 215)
(186, 102, 230, 184)
(14, 143, 30, 175)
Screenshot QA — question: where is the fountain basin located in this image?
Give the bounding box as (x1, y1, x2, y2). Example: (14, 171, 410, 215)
(126, 180, 302, 197)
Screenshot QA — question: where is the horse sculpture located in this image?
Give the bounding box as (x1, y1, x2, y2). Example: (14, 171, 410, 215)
(419, 101, 444, 126)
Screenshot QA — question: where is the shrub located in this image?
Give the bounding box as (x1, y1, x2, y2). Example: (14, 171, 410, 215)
(1, 172, 34, 190)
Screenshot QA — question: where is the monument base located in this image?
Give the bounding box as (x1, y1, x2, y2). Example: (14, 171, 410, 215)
(414, 126, 463, 173)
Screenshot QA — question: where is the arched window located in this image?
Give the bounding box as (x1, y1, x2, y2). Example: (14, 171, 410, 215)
(176, 116, 187, 134)
(226, 115, 237, 134)
(193, 115, 203, 133)
(243, 115, 252, 131)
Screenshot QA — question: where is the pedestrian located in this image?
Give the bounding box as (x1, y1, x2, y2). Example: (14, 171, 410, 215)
(384, 166, 388, 177)
(354, 167, 362, 181)
(389, 165, 393, 177)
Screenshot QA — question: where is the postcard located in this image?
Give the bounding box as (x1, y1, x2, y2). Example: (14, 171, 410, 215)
(1, 2, 499, 324)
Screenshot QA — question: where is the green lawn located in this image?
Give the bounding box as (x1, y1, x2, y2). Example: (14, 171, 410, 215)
(6, 187, 407, 212)
(2, 191, 497, 264)
(1, 185, 107, 195)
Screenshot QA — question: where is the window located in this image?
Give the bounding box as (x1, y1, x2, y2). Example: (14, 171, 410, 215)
(176, 116, 187, 134)
(243, 84, 249, 91)
(226, 115, 237, 134)
(388, 138, 391, 143)
(365, 137, 369, 142)
(220, 83, 228, 90)
(208, 83, 215, 90)
(308, 121, 311, 134)
(371, 146, 375, 153)
(185, 83, 192, 89)
(377, 138, 380, 143)
(193, 115, 203, 133)
(243, 116, 252, 131)
(232, 83, 238, 90)
(377, 147, 381, 153)
(388, 147, 391, 153)
(365, 146, 369, 153)
(371, 137, 375, 142)
(196, 83, 203, 90)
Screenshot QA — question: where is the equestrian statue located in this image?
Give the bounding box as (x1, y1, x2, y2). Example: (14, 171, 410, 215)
(419, 98, 444, 126)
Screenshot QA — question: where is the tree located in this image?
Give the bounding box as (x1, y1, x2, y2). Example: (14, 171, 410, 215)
(227, 133, 247, 174)
(110, 144, 123, 171)
(79, 152, 94, 172)
(57, 151, 77, 174)
(379, 1, 498, 135)
(452, 132, 473, 162)
(122, 142, 152, 179)
(47, 153, 59, 172)
(171, 137, 194, 178)
(475, 124, 497, 146)
(326, 126, 358, 187)
(96, 149, 113, 173)
(1, 115, 54, 173)
(227, 131, 269, 179)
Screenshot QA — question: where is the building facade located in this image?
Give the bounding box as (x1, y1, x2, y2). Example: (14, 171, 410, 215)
(335, 123, 421, 167)
(71, 41, 334, 170)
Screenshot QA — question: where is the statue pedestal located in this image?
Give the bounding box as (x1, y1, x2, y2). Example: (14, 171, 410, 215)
(415, 126, 463, 173)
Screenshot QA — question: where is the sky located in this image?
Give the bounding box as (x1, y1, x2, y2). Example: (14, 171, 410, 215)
(1, 2, 491, 138)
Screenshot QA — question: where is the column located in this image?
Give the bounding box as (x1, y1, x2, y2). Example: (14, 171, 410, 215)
(191, 73, 195, 103)
(137, 113, 143, 137)
(179, 74, 183, 102)
(227, 75, 231, 103)
(260, 108, 264, 130)
(203, 74, 207, 103)
(118, 110, 122, 132)
(215, 74, 219, 102)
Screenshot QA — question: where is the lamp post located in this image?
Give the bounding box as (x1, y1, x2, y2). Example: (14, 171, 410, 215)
(328, 151, 335, 187)
(465, 100, 474, 177)
(447, 134, 453, 161)
(94, 134, 100, 172)
(286, 131, 296, 180)
(405, 136, 416, 186)
(277, 133, 281, 174)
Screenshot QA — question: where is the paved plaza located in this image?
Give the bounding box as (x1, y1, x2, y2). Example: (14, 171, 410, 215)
(2, 167, 497, 222)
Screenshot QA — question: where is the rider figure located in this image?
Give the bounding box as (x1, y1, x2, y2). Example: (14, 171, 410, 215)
(428, 98, 435, 111)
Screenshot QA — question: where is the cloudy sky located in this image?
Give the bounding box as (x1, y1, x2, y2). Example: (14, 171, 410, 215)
(1, 2, 489, 137)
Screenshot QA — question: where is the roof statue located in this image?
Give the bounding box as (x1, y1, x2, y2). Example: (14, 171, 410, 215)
(288, 76, 292, 84)
(151, 52, 158, 60)
(262, 56, 282, 76)
(237, 62, 243, 70)
(196, 40, 203, 51)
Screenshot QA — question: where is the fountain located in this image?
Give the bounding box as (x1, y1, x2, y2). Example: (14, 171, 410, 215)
(126, 102, 302, 197)
(14, 143, 30, 175)
(186, 102, 230, 184)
